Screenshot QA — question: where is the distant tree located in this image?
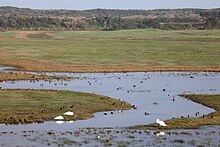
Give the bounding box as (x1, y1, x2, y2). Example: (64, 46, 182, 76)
(205, 17, 219, 30)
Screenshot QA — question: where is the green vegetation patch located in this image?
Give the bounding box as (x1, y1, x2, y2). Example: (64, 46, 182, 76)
(0, 89, 131, 124)
(0, 29, 219, 72)
(129, 94, 220, 130)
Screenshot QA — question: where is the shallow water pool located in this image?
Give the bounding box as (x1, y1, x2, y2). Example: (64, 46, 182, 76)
(0, 71, 219, 146)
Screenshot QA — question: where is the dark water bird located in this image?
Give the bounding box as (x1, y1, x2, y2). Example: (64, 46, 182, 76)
(195, 112, 200, 116)
(60, 106, 66, 110)
(144, 112, 150, 115)
(40, 110, 45, 113)
(104, 113, 107, 115)
(132, 105, 137, 109)
(153, 102, 158, 105)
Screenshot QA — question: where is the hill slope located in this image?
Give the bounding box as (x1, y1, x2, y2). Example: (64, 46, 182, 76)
(0, 7, 219, 30)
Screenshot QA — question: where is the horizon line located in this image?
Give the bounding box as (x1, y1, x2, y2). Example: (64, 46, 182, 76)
(1, 5, 219, 11)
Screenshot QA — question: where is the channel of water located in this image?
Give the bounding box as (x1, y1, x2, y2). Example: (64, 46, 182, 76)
(0, 70, 219, 131)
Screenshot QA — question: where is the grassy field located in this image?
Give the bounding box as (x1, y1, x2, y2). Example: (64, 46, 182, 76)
(130, 94, 220, 130)
(0, 89, 131, 124)
(0, 71, 72, 82)
(0, 29, 219, 72)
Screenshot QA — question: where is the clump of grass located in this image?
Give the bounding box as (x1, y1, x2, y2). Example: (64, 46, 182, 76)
(187, 139, 196, 146)
(172, 139, 185, 143)
(26, 33, 53, 40)
(0, 89, 131, 124)
(129, 94, 220, 130)
(126, 135, 136, 139)
(58, 138, 76, 146)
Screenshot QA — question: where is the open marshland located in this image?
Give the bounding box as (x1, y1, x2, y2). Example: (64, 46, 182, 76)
(0, 29, 219, 146)
(0, 29, 219, 72)
(0, 68, 219, 146)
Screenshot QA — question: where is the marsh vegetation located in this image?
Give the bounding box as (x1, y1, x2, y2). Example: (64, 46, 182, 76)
(0, 29, 219, 72)
(0, 89, 131, 124)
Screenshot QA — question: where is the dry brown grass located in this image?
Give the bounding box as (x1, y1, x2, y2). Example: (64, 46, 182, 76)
(0, 58, 219, 73)
(0, 71, 71, 82)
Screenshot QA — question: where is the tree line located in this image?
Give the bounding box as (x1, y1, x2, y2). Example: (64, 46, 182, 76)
(0, 7, 219, 31)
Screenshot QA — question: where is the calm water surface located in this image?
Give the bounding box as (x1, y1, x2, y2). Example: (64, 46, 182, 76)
(0, 69, 219, 146)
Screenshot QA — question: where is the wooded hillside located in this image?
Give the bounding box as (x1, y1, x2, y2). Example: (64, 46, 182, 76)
(0, 6, 219, 31)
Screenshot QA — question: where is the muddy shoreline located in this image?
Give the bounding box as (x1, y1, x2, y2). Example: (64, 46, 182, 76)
(1, 63, 220, 73)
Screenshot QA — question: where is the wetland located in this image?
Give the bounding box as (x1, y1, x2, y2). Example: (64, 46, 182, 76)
(0, 29, 219, 146)
(0, 67, 219, 146)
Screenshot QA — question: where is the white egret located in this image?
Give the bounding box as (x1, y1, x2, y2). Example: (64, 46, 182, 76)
(156, 131, 165, 136)
(54, 115, 64, 120)
(156, 119, 167, 126)
(64, 111, 74, 116)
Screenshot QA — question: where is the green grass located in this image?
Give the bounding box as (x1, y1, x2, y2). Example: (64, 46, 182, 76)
(129, 94, 220, 130)
(0, 29, 219, 72)
(0, 89, 131, 124)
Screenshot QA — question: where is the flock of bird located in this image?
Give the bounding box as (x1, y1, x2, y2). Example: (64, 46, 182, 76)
(1, 72, 207, 132)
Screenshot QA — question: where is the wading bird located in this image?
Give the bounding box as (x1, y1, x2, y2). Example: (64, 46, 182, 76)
(156, 119, 167, 126)
(64, 111, 74, 116)
(54, 115, 64, 120)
